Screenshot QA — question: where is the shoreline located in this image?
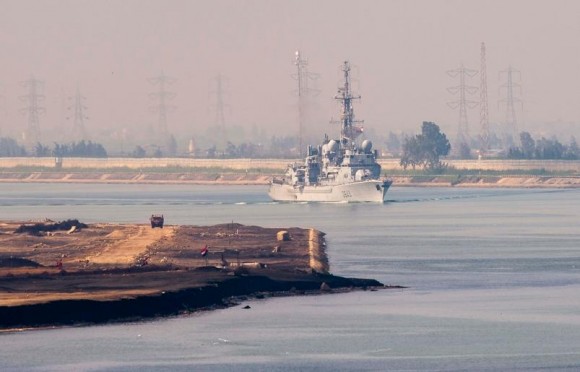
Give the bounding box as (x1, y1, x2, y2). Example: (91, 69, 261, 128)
(0, 221, 391, 330)
(0, 268, 387, 331)
(0, 172, 579, 188)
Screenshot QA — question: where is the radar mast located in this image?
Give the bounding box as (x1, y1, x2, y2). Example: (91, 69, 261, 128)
(334, 61, 363, 143)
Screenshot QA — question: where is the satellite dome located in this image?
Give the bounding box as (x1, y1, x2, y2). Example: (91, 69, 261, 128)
(328, 140, 339, 152)
(361, 140, 373, 153)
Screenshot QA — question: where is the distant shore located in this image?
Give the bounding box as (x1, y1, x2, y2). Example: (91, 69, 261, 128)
(0, 171, 579, 188)
(1, 157, 579, 188)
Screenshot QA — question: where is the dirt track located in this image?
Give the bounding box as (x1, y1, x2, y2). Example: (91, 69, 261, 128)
(86, 225, 175, 265)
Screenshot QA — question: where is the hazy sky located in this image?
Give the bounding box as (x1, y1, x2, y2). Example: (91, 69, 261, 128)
(1, 0, 579, 145)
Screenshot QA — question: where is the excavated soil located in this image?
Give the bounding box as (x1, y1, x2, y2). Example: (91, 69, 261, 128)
(0, 220, 383, 329)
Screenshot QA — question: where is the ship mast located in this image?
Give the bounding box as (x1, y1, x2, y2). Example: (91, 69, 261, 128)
(334, 61, 363, 143)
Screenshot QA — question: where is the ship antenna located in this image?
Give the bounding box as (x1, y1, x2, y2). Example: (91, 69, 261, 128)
(332, 61, 363, 144)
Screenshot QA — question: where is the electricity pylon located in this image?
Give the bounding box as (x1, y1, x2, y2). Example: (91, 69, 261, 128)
(292, 50, 319, 157)
(19, 76, 45, 146)
(499, 65, 522, 147)
(447, 65, 478, 151)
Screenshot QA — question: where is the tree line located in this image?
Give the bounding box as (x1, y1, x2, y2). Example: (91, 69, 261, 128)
(0, 139, 107, 158)
(399, 122, 451, 170)
(1, 127, 579, 162)
(508, 132, 578, 160)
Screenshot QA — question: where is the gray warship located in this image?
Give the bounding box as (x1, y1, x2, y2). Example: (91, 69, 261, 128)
(268, 60, 392, 202)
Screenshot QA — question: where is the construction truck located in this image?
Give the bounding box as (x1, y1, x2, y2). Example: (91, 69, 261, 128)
(150, 214, 164, 228)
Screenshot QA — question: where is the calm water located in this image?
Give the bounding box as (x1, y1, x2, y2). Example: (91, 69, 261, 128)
(1, 183, 580, 371)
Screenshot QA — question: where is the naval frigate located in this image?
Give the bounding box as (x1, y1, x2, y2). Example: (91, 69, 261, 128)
(268, 60, 392, 202)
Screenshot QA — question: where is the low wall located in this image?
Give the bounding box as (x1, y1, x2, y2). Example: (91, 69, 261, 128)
(308, 229, 329, 274)
(1, 157, 579, 173)
(378, 159, 580, 172)
(0, 157, 289, 171)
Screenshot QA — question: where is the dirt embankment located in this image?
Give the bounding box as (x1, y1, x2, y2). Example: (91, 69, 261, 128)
(390, 175, 580, 188)
(1, 171, 579, 188)
(0, 172, 271, 185)
(0, 220, 386, 330)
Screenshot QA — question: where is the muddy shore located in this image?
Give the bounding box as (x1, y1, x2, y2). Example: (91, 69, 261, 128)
(0, 220, 387, 330)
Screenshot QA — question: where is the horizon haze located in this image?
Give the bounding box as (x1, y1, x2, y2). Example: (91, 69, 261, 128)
(1, 0, 579, 152)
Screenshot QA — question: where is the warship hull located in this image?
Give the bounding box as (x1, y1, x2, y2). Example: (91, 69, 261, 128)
(269, 179, 392, 203)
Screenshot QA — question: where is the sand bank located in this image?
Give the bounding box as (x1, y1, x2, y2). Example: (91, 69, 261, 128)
(0, 220, 387, 330)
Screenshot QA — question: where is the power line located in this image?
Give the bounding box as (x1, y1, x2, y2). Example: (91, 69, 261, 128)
(499, 65, 522, 146)
(148, 71, 176, 140)
(68, 84, 89, 141)
(209, 73, 230, 148)
(19, 76, 45, 145)
(447, 64, 478, 149)
(292, 50, 319, 157)
(479, 42, 490, 152)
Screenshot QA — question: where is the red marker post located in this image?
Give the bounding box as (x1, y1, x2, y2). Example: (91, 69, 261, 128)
(201, 244, 208, 266)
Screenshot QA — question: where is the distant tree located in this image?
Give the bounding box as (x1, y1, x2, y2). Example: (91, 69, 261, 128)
(508, 133, 575, 160)
(487, 132, 502, 150)
(52, 143, 69, 157)
(507, 146, 524, 159)
(74, 140, 88, 156)
(385, 131, 401, 155)
(48, 141, 107, 158)
(166, 135, 178, 157)
(0, 137, 26, 157)
(224, 141, 238, 158)
(153, 147, 163, 158)
(519, 132, 536, 159)
(131, 145, 146, 158)
(269, 135, 298, 158)
(400, 135, 421, 169)
(565, 136, 579, 160)
(400, 121, 450, 170)
(238, 142, 260, 158)
(457, 142, 472, 159)
(502, 133, 516, 149)
(33, 143, 50, 157)
(206, 145, 217, 158)
(535, 137, 564, 159)
(88, 142, 107, 157)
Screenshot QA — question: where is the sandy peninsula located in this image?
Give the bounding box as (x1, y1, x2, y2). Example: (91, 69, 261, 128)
(0, 219, 387, 330)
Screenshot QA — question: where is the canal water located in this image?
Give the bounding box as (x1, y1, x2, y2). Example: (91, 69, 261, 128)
(1, 184, 580, 371)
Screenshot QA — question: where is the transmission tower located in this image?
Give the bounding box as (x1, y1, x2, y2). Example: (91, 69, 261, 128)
(447, 65, 478, 149)
(68, 85, 89, 141)
(209, 73, 230, 148)
(19, 76, 45, 145)
(292, 50, 319, 157)
(499, 65, 522, 147)
(148, 71, 176, 140)
(479, 42, 490, 152)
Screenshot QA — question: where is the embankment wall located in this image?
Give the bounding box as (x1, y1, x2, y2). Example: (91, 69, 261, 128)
(1, 157, 580, 173)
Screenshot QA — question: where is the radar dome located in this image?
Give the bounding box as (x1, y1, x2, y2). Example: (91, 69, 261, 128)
(328, 140, 339, 152)
(361, 140, 373, 153)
